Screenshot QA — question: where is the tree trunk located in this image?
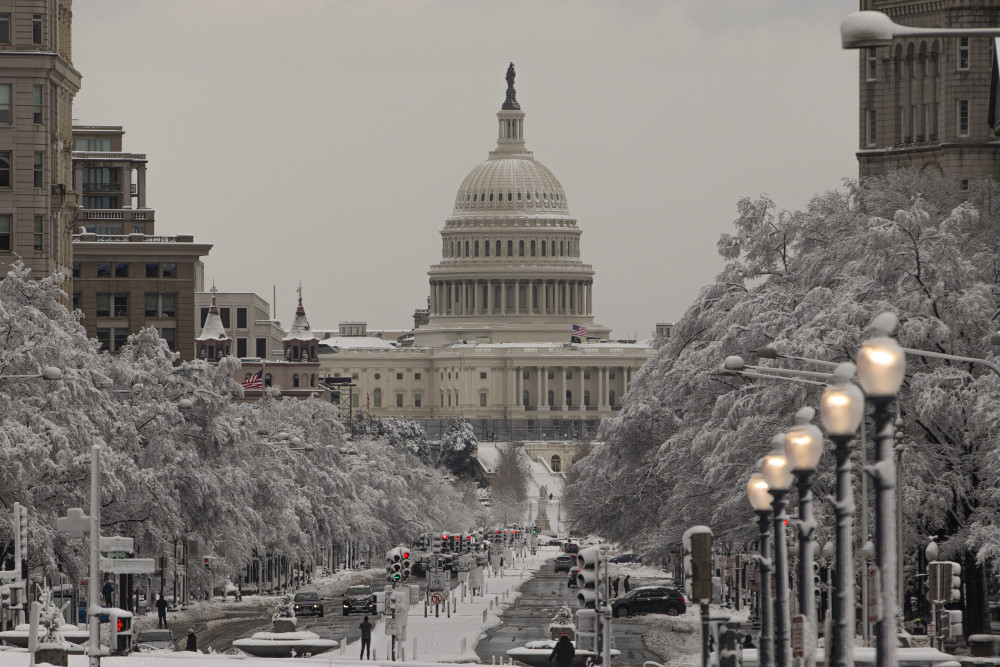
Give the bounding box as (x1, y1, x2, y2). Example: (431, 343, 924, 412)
(964, 550, 991, 636)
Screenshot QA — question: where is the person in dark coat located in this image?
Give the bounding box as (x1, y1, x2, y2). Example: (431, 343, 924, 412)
(611, 576, 620, 597)
(623, 575, 631, 594)
(743, 634, 755, 648)
(359, 616, 373, 660)
(155, 594, 168, 628)
(185, 628, 197, 652)
(102, 581, 114, 607)
(548, 633, 575, 667)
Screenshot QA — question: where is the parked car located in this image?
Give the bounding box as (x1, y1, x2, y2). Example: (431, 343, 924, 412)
(133, 629, 177, 652)
(567, 566, 581, 588)
(294, 591, 324, 617)
(554, 555, 574, 572)
(610, 553, 642, 564)
(611, 586, 686, 617)
(342, 585, 376, 616)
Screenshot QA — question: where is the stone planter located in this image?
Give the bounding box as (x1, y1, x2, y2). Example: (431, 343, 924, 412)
(34, 648, 68, 666)
(549, 625, 575, 641)
(969, 635, 1000, 657)
(272, 618, 297, 633)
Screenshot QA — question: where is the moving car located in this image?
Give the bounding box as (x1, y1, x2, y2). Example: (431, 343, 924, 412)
(554, 555, 574, 572)
(133, 629, 177, 652)
(567, 566, 581, 588)
(611, 586, 686, 617)
(610, 553, 643, 564)
(342, 585, 376, 616)
(294, 591, 324, 617)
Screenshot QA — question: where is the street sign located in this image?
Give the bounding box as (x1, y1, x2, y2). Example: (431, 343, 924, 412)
(791, 615, 804, 658)
(927, 622, 936, 638)
(100, 536, 134, 553)
(430, 592, 444, 605)
(428, 572, 447, 592)
(100, 557, 155, 575)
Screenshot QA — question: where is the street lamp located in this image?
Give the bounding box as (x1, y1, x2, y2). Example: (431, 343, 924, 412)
(819, 363, 865, 667)
(855, 313, 906, 667)
(762, 436, 793, 667)
(0, 366, 62, 380)
(785, 407, 823, 667)
(841, 10, 1000, 49)
(748, 473, 775, 667)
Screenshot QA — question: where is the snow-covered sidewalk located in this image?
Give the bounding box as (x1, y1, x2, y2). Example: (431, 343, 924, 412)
(338, 547, 551, 662)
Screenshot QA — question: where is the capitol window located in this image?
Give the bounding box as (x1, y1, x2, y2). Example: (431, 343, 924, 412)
(480, 392, 487, 407)
(373, 388, 382, 407)
(519, 241, 525, 256)
(465, 241, 470, 256)
(527, 192, 531, 201)
(560, 241, 564, 256)
(551, 240, 556, 255)
(517, 192, 522, 201)
(508, 240, 513, 256)
(485, 240, 490, 256)
(541, 242, 546, 257)
(489, 193, 494, 201)
(475, 241, 479, 257)
(507, 192, 512, 201)
(530, 241, 536, 256)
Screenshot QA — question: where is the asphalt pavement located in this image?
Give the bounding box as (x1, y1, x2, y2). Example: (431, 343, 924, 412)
(474, 556, 664, 666)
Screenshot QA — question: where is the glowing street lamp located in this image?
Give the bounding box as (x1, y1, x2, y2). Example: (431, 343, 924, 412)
(761, 436, 793, 667)
(747, 474, 774, 667)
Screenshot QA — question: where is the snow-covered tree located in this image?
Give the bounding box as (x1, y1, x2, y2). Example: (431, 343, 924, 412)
(490, 441, 530, 527)
(272, 593, 296, 620)
(564, 172, 1000, 634)
(437, 418, 478, 478)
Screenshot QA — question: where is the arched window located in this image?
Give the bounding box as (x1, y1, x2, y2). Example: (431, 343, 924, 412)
(517, 192, 522, 201)
(293, 373, 300, 387)
(373, 388, 382, 408)
(508, 240, 513, 256)
(560, 241, 564, 256)
(541, 241, 546, 256)
(465, 241, 469, 256)
(496, 239, 501, 256)
(530, 240, 536, 256)
(475, 240, 479, 257)
(519, 240, 525, 256)
(523, 390, 530, 407)
(551, 455, 561, 472)
(507, 192, 512, 201)
(489, 192, 494, 202)
(485, 240, 490, 256)
(547, 390, 554, 407)
(551, 240, 556, 256)
(584, 390, 591, 407)
(264, 373, 272, 387)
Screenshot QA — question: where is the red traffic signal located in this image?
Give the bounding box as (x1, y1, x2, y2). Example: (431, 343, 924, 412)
(402, 550, 410, 559)
(466, 535, 471, 541)
(442, 533, 449, 540)
(495, 529, 500, 535)
(116, 617, 127, 632)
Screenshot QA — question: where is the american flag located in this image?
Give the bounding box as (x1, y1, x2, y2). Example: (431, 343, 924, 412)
(242, 369, 263, 389)
(572, 324, 587, 338)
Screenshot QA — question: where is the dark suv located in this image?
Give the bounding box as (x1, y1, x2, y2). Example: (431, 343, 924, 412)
(342, 585, 375, 616)
(554, 555, 574, 572)
(611, 586, 686, 617)
(294, 591, 324, 617)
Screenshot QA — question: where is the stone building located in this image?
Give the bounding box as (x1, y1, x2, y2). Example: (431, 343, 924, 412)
(193, 290, 285, 361)
(0, 0, 81, 287)
(857, 0, 1000, 182)
(71, 125, 211, 360)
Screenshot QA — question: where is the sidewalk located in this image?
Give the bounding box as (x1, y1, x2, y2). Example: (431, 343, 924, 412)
(339, 547, 554, 663)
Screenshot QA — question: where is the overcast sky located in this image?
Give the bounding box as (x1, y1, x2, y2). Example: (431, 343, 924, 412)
(71, 1, 859, 338)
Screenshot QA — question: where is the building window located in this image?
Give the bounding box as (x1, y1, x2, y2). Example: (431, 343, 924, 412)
(566, 371, 573, 379)
(584, 390, 591, 406)
(162, 262, 177, 278)
(414, 393, 422, 408)
(256, 338, 267, 358)
(114, 329, 128, 351)
(0, 151, 10, 188)
(236, 307, 247, 328)
(352, 393, 359, 408)
(480, 392, 487, 407)
(609, 372, 616, 380)
(264, 373, 272, 388)
(958, 37, 970, 70)
(33, 215, 42, 251)
(485, 240, 490, 256)
(293, 374, 300, 388)
(72, 261, 80, 277)
(960, 179, 970, 192)
(145, 263, 158, 277)
(32, 14, 41, 44)
(507, 240, 513, 256)
(115, 262, 129, 277)
(396, 393, 403, 408)
(97, 262, 111, 277)
(396, 372, 403, 380)
(375, 372, 381, 380)
(547, 390, 554, 406)
(72, 293, 79, 309)
(96, 328, 110, 350)
(161, 328, 176, 351)
(352, 372, 359, 379)
(219, 308, 230, 328)
(474, 240, 479, 257)
(32, 86, 42, 124)
(523, 370, 529, 379)
(958, 99, 969, 136)
(96, 294, 110, 317)
(547, 371, 554, 380)
(519, 240, 525, 256)
(0, 85, 10, 125)
(0, 14, 9, 44)
(32, 152, 43, 188)
(414, 373, 421, 380)
(480, 371, 487, 379)
(161, 294, 176, 318)
(523, 390, 529, 407)
(113, 294, 128, 318)
(145, 294, 158, 317)
(865, 108, 877, 146)
(551, 455, 561, 473)
(465, 240, 469, 256)
(373, 388, 382, 408)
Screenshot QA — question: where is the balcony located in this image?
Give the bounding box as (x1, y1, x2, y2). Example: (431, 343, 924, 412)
(78, 208, 153, 222)
(82, 183, 122, 193)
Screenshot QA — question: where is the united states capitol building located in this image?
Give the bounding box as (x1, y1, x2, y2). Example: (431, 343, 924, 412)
(199, 66, 660, 446)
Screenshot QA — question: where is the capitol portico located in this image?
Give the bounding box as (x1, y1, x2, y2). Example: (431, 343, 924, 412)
(314, 65, 654, 436)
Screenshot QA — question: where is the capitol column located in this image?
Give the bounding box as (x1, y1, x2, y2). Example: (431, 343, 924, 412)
(536, 367, 544, 410)
(577, 367, 584, 411)
(514, 280, 521, 315)
(484, 280, 492, 313)
(557, 369, 567, 410)
(542, 280, 549, 315)
(586, 282, 592, 315)
(541, 366, 549, 410)
(599, 367, 609, 408)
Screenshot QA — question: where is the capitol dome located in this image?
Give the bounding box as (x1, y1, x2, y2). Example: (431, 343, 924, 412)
(453, 158, 569, 214)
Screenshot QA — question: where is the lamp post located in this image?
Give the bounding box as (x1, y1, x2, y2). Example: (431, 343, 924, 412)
(840, 10, 1000, 49)
(856, 313, 907, 667)
(862, 541, 876, 644)
(748, 474, 775, 667)
(819, 363, 865, 667)
(762, 437, 793, 667)
(785, 407, 824, 667)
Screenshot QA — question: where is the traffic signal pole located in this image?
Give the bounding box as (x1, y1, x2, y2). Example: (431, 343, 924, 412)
(601, 545, 611, 667)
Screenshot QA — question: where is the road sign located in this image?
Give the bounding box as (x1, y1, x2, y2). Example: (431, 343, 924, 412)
(100, 557, 155, 575)
(428, 572, 447, 592)
(927, 622, 936, 638)
(430, 592, 444, 605)
(791, 615, 804, 658)
(100, 536, 134, 553)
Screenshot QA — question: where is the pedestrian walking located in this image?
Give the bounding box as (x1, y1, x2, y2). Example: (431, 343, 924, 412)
(185, 628, 197, 652)
(742, 634, 755, 649)
(359, 615, 373, 660)
(548, 633, 575, 667)
(155, 594, 168, 628)
(611, 576, 620, 597)
(102, 581, 114, 607)
(623, 575, 631, 594)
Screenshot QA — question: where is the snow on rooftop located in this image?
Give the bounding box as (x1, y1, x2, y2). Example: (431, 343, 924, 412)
(320, 336, 396, 350)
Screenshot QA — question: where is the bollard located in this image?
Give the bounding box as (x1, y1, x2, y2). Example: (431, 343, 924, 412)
(400, 645, 406, 662)
(460, 638, 467, 655)
(492, 655, 496, 665)
(373, 648, 377, 661)
(412, 637, 417, 660)
(483, 609, 488, 623)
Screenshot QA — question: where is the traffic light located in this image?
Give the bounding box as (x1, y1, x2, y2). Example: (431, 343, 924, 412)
(683, 526, 713, 603)
(400, 548, 412, 580)
(17, 505, 27, 565)
(441, 533, 449, 553)
(928, 561, 962, 603)
(386, 547, 403, 582)
(465, 535, 473, 552)
(203, 556, 211, 569)
(109, 609, 133, 654)
(576, 547, 602, 609)
(948, 561, 962, 603)
(943, 609, 963, 639)
(575, 608, 598, 652)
